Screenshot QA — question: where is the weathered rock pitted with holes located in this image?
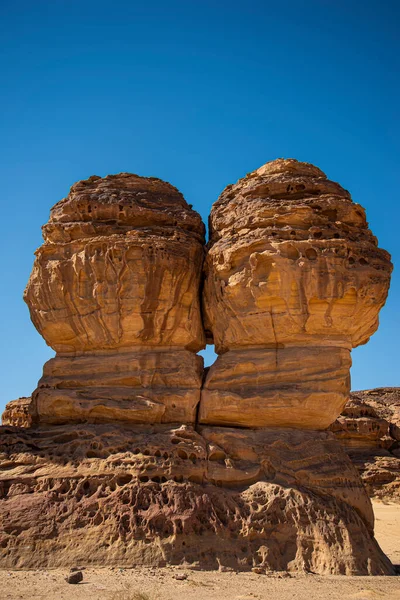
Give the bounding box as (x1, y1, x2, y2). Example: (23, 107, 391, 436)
(0, 161, 394, 575)
(0, 423, 393, 574)
(24, 173, 205, 424)
(331, 387, 400, 501)
(1, 398, 32, 428)
(201, 159, 392, 428)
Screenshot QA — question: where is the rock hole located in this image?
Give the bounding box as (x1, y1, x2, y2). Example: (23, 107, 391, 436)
(305, 248, 317, 260)
(139, 475, 149, 483)
(359, 257, 368, 265)
(209, 450, 226, 461)
(117, 474, 132, 486)
(322, 208, 337, 221)
(285, 244, 300, 260)
(313, 231, 322, 239)
(177, 449, 188, 459)
(349, 257, 355, 265)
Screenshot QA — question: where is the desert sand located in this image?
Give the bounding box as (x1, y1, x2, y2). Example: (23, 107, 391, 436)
(0, 501, 398, 600)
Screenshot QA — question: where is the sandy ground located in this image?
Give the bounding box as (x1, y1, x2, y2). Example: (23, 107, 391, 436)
(0, 501, 399, 600)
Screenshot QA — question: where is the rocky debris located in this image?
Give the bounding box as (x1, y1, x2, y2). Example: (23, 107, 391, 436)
(0, 161, 394, 575)
(173, 572, 188, 580)
(201, 158, 392, 429)
(24, 173, 206, 424)
(0, 423, 393, 574)
(65, 570, 83, 584)
(331, 388, 400, 501)
(1, 397, 32, 427)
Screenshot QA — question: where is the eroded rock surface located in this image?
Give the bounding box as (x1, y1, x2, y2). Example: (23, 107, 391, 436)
(0, 161, 394, 575)
(202, 159, 392, 429)
(24, 174, 205, 424)
(1, 398, 32, 428)
(331, 388, 400, 501)
(0, 424, 393, 574)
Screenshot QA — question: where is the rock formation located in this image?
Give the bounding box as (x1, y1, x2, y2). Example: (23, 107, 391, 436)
(0, 162, 395, 575)
(331, 388, 400, 501)
(201, 159, 392, 429)
(5, 387, 399, 503)
(0, 423, 392, 573)
(1, 398, 32, 428)
(24, 173, 205, 424)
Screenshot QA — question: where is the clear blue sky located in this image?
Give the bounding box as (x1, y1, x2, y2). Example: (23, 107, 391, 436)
(1, 1, 399, 413)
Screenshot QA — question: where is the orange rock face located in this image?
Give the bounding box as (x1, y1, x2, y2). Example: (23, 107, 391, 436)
(24, 174, 205, 424)
(331, 388, 400, 502)
(1, 398, 32, 428)
(202, 159, 392, 429)
(0, 423, 393, 574)
(0, 161, 395, 575)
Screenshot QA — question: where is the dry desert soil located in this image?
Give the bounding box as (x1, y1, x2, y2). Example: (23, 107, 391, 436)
(0, 501, 399, 600)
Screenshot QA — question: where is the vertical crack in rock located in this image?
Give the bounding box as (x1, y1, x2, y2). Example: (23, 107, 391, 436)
(0, 161, 395, 575)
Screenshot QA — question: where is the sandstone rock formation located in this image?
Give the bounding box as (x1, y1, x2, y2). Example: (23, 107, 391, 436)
(24, 174, 205, 424)
(1, 398, 32, 428)
(0, 162, 395, 575)
(5, 389, 399, 504)
(0, 423, 392, 574)
(331, 388, 400, 501)
(201, 159, 392, 429)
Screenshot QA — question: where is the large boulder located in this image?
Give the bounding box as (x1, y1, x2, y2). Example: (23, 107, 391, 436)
(201, 159, 392, 429)
(24, 173, 205, 424)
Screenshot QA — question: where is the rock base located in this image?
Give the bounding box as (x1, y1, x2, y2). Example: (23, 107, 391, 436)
(0, 424, 394, 574)
(31, 350, 203, 425)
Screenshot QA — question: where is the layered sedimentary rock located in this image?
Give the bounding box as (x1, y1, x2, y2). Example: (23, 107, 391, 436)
(24, 174, 205, 424)
(201, 159, 392, 428)
(1, 398, 32, 428)
(0, 423, 393, 574)
(0, 161, 394, 575)
(331, 388, 400, 501)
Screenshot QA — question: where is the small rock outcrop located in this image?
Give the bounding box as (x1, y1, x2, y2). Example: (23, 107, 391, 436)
(24, 174, 205, 424)
(1, 398, 32, 428)
(201, 159, 392, 429)
(331, 388, 400, 501)
(0, 163, 395, 575)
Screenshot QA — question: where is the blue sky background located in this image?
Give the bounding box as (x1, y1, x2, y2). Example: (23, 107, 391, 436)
(0, 0, 399, 414)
